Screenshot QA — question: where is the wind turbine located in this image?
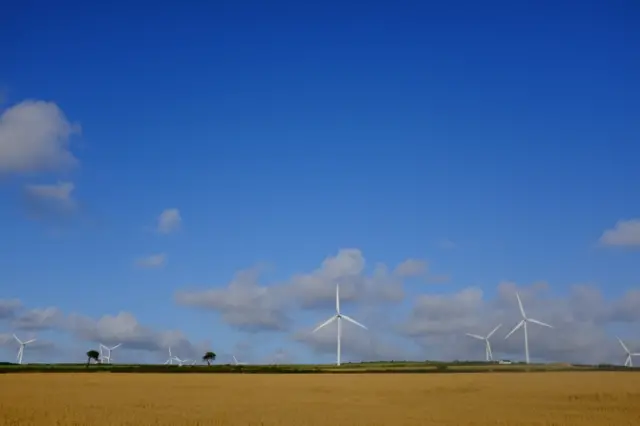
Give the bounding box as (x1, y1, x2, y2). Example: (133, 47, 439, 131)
(163, 347, 175, 365)
(466, 324, 502, 361)
(99, 343, 122, 364)
(504, 292, 553, 364)
(233, 355, 247, 365)
(164, 347, 189, 366)
(312, 283, 367, 366)
(174, 356, 190, 367)
(617, 337, 640, 367)
(13, 334, 36, 365)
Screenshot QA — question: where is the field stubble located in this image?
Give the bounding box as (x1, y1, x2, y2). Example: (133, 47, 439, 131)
(1, 372, 639, 425)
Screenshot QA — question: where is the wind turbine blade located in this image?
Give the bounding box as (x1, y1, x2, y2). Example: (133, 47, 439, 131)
(336, 284, 340, 313)
(504, 320, 524, 340)
(515, 292, 526, 318)
(313, 315, 337, 333)
(466, 333, 484, 340)
(23, 339, 36, 344)
(13, 334, 23, 344)
(618, 337, 630, 354)
(528, 318, 552, 328)
(341, 314, 367, 330)
(486, 324, 502, 339)
(110, 344, 122, 350)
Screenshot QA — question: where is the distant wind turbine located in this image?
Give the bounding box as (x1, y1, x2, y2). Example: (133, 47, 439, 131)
(312, 283, 367, 366)
(13, 334, 36, 365)
(233, 355, 247, 365)
(164, 347, 189, 366)
(99, 343, 122, 364)
(504, 292, 553, 364)
(164, 347, 175, 365)
(174, 356, 190, 366)
(617, 337, 640, 367)
(466, 324, 502, 361)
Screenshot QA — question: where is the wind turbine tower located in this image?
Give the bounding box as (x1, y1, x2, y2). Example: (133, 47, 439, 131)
(504, 292, 553, 364)
(13, 334, 36, 365)
(312, 283, 367, 366)
(466, 324, 502, 361)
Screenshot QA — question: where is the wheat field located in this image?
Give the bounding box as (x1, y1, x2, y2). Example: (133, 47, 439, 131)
(1, 372, 639, 425)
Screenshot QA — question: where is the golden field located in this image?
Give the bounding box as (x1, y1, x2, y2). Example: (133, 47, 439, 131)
(1, 372, 639, 425)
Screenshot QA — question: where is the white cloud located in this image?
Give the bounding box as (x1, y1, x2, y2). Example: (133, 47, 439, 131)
(400, 282, 640, 364)
(0, 332, 56, 360)
(22, 181, 77, 216)
(135, 253, 167, 269)
(394, 259, 428, 277)
(65, 312, 184, 351)
(11, 307, 64, 330)
(3, 277, 640, 366)
(175, 266, 290, 332)
(157, 208, 181, 234)
(175, 249, 422, 331)
(599, 219, 640, 247)
(295, 322, 411, 362)
(0, 100, 80, 174)
(1, 300, 208, 362)
(286, 249, 409, 309)
(0, 299, 22, 319)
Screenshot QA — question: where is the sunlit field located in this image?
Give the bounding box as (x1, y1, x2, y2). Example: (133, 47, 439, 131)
(1, 372, 639, 425)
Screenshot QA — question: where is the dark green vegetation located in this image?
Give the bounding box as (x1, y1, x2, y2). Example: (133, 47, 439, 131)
(86, 350, 100, 366)
(0, 361, 637, 374)
(202, 351, 216, 366)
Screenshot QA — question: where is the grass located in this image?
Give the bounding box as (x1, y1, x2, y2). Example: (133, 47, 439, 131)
(1, 372, 639, 425)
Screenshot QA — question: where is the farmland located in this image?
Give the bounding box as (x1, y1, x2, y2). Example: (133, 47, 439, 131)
(0, 360, 636, 374)
(1, 372, 639, 425)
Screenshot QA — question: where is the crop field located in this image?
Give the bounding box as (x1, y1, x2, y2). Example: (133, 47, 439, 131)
(1, 372, 639, 425)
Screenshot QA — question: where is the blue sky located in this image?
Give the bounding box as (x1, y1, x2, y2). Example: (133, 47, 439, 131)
(1, 0, 639, 365)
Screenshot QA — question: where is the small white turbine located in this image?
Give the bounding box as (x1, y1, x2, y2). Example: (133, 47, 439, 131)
(13, 334, 36, 365)
(504, 292, 553, 364)
(174, 356, 190, 367)
(466, 324, 502, 361)
(99, 343, 122, 364)
(233, 355, 247, 365)
(164, 347, 175, 365)
(312, 283, 367, 366)
(617, 337, 640, 367)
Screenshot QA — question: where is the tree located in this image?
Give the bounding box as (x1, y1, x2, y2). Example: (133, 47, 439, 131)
(202, 351, 216, 366)
(86, 350, 100, 367)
